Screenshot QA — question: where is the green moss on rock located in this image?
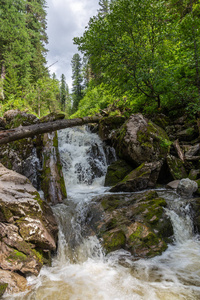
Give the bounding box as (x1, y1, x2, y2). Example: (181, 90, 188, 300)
(0, 283, 8, 297)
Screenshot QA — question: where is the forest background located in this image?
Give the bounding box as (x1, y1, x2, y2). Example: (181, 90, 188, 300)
(0, 0, 200, 119)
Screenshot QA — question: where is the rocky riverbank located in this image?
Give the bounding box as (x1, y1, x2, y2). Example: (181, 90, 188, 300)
(0, 109, 200, 296)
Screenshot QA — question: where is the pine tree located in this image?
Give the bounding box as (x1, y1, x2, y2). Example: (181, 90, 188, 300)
(25, 0, 48, 81)
(60, 74, 67, 111)
(71, 53, 83, 113)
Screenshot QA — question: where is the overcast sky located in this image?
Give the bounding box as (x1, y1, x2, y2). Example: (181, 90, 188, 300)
(46, 0, 99, 89)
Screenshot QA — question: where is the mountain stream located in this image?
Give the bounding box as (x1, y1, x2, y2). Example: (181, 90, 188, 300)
(7, 127, 200, 300)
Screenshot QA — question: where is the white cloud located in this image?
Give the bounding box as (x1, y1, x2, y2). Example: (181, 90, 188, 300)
(46, 0, 99, 89)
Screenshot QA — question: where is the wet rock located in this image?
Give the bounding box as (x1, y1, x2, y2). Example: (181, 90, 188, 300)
(0, 163, 58, 283)
(190, 197, 200, 233)
(166, 154, 188, 180)
(0, 110, 42, 189)
(110, 161, 162, 192)
(104, 159, 133, 187)
(41, 132, 67, 205)
(85, 190, 173, 258)
(177, 178, 198, 198)
(166, 180, 180, 189)
(112, 114, 170, 166)
(0, 269, 27, 296)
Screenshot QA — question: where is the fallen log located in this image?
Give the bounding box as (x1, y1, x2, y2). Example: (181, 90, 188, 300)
(0, 116, 101, 145)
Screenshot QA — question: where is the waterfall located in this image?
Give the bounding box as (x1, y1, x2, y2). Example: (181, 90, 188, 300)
(8, 127, 200, 300)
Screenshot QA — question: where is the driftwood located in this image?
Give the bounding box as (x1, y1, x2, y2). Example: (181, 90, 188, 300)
(0, 116, 101, 145)
(173, 139, 185, 161)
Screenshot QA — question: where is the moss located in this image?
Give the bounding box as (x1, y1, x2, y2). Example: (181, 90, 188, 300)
(167, 155, 188, 179)
(53, 132, 59, 147)
(0, 205, 13, 222)
(7, 249, 27, 262)
(104, 160, 133, 187)
(102, 230, 126, 252)
(0, 283, 8, 297)
(31, 191, 44, 208)
(137, 121, 171, 155)
(31, 248, 44, 264)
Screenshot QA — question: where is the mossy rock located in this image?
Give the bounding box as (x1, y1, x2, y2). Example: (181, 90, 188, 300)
(102, 230, 126, 252)
(111, 114, 171, 166)
(41, 131, 67, 204)
(99, 116, 126, 141)
(0, 283, 8, 297)
(104, 159, 133, 186)
(110, 161, 162, 192)
(167, 154, 188, 180)
(177, 127, 198, 141)
(4, 110, 38, 129)
(86, 190, 173, 258)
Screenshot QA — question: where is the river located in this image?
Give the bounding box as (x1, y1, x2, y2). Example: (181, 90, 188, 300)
(7, 126, 200, 300)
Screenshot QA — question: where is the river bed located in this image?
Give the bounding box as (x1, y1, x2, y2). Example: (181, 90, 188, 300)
(6, 127, 200, 300)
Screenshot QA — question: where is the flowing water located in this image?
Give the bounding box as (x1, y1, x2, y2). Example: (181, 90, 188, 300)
(6, 127, 200, 300)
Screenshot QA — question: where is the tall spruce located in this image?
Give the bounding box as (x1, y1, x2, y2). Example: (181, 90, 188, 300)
(71, 53, 83, 113)
(25, 0, 48, 81)
(60, 74, 67, 111)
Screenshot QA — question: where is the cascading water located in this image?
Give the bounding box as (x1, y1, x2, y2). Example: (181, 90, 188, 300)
(7, 127, 200, 300)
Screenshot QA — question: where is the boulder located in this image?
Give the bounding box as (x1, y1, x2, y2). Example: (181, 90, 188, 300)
(3, 109, 38, 128)
(99, 116, 126, 141)
(110, 161, 162, 192)
(0, 110, 41, 189)
(177, 178, 198, 198)
(111, 114, 170, 166)
(41, 132, 67, 205)
(0, 269, 27, 296)
(177, 127, 198, 142)
(166, 180, 180, 189)
(185, 144, 200, 157)
(166, 154, 188, 180)
(85, 190, 173, 258)
(188, 169, 200, 181)
(0, 163, 58, 293)
(104, 159, 133, 187)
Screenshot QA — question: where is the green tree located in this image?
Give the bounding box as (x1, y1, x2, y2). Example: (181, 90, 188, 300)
(60, 74, 67, 111)
(25, 0, 48, 81)
(71, 53, 83, 113)
(0, 0, 32, 99)
(75, 0, 172, 110)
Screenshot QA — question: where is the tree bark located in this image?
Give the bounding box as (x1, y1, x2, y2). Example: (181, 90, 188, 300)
(0, 116, 101, 145)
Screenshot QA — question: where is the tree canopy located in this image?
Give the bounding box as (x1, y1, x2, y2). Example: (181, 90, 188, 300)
(73, 0, 200, 117)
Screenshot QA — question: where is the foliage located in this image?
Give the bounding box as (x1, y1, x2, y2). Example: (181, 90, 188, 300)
(71, 53, 84, 113)
(70, 82, 114, 118)
(0, 0, 70, 117)
(73, 0, 200, 117)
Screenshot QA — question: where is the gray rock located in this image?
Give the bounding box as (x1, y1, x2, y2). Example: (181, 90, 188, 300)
(166, 180, 180, 189)
(177, 178, 198, 198)
(0, 163, 58, 290)
(112, 114, 170, 166)
(110, 161, 162, 193)
(85, 190, 173, 258)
